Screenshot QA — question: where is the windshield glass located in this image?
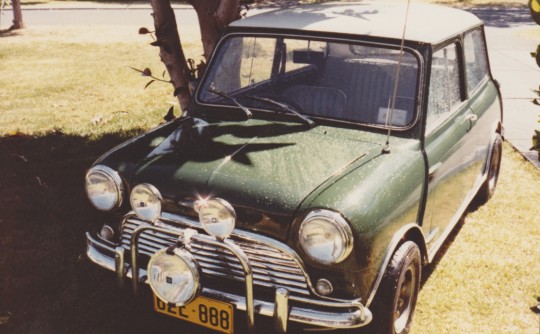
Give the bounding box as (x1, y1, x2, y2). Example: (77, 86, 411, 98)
(198, 35, 419, 128)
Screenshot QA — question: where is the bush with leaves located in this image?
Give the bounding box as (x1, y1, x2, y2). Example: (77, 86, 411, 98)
(531, 45, 540, 160)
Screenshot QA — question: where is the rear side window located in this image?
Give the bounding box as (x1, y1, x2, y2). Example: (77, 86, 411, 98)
(426, 43, 462, 129)
(464, 29, 489, 94)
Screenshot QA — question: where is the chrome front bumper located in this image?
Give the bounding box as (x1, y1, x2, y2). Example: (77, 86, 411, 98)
(86, 223, 372, 332)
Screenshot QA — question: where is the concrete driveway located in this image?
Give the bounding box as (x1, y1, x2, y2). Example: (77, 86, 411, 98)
(471, 6, 540, 167)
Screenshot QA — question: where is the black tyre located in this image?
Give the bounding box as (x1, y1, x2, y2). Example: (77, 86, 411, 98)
(476, 134, 502, 204)
(535, 45, 540, 68)
(369, 241, 421, 334)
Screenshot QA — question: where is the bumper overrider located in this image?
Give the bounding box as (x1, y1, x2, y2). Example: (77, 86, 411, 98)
(86, 212, 372, 333)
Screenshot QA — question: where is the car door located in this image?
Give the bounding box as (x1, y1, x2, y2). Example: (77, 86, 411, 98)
(422, 42, 480, 257)
(462, 28, 502, 190)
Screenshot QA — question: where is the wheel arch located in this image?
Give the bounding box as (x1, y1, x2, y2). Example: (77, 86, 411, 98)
(365, 224, 428, 308)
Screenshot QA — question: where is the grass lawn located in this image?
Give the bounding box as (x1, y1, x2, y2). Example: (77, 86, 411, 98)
(413, 146, 540, 333)
(0, 26, 204, 137)
(0, 10, 539, 334)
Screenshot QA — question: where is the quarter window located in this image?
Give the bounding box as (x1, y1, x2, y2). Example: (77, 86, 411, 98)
(464, 29, 489, 94)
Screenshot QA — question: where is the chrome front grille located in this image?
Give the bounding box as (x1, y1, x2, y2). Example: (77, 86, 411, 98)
(120, 215, 313, 297)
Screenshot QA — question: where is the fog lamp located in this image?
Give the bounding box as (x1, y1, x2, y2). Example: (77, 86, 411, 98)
(99, 225, 115, 241)
(147, 248, 200, 306)
(197, 198, 236, 240)
(130, 183, 162, 222)
(316, 278, 334, 296)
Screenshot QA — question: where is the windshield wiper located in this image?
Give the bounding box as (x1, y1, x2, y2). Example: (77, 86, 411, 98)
(207, 89, 252, 119)
(246, 95, 314, 127)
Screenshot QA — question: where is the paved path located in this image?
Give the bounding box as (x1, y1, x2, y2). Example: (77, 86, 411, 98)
(1, 6, 197, 28)
(470, 6, 540, 168)
(3, 3, 540, 167)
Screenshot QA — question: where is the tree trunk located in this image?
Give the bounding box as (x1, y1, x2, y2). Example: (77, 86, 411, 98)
(149, 0, 192, 112)
(189, 0, 241, 62)
(148, 0, 241, 113)
(10, 0, 24, 30)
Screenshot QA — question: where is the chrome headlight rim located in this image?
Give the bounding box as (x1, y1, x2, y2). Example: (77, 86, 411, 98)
(130, 183, 163, 222)
(85, 165, 124, 211)
(196, 197, 236, 240)
(298, 209, 354, 265)
(147, 247, 201, 306)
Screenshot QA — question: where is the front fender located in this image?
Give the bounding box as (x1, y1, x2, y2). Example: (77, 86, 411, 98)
(364, 223, 428, 307)
(295, 138, 427, 302)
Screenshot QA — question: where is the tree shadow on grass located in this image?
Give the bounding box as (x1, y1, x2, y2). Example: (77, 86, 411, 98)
(420, 218, 466, 287)
(0, 28, 22, 37)
(0, 128, 338, 334)
(0, 129, 507, 333)
(420, 196, 487, 288)
(0, 130, 221, 334)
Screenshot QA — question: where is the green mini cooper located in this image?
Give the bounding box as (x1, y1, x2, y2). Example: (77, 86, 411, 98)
(84, 2, 503, 333)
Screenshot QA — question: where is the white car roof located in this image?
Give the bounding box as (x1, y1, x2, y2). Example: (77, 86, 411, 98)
(231, 1, 482, 45)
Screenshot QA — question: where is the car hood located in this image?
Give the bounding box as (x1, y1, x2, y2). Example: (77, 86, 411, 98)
(129, 117, 382, 219)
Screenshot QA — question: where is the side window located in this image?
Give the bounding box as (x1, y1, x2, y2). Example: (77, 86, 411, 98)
(426, 43, 462, 130)
(464, 29, 489, 94)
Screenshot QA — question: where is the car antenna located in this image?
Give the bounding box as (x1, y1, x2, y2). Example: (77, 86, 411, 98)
(382, 0, 412, 154)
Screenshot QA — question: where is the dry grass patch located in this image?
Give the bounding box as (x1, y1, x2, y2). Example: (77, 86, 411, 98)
(0, 25, 203, 138)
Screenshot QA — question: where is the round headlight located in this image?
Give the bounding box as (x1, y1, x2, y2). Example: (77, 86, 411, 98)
(85, 165, 123, 211)
(130, 183, 162, 222)
(298, 210, 353, 265)
(197, 198, 236, 240)
(148, 248, 200, 306)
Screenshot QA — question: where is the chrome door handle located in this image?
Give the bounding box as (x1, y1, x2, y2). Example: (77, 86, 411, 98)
(463, 113, 478, 131)
(465, 114, 478, 122)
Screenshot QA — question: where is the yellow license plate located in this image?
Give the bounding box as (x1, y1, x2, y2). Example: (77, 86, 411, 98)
(153, 294, 234, 333)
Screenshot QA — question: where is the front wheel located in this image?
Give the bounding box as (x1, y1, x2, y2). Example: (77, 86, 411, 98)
(368, 241, 421, 334)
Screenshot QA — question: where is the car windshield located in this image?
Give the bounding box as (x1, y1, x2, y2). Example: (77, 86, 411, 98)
(198, 35, 419, 128)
